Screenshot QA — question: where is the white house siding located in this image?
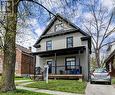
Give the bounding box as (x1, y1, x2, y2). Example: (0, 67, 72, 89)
(81, 41, 90, 80)
(37, 32, 85, 52)
(35, 36, 89, 80)
(81, 47, 89, 80)
(46, 19, 75, 35)
(36, 56, 45, 70)
(35, 16, 90, 80)
(36, 50, 89, 80)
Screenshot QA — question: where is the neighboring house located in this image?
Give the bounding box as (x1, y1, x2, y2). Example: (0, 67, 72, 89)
(105, 42, 115, 76)
(33, 14, 91, 81)
(0, 44, 35, 77)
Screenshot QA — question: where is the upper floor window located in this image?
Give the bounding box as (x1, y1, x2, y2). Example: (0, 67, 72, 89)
(46, 40, 52, 50)
(55, 23, 64, 32)
(66, 36, 73, 48)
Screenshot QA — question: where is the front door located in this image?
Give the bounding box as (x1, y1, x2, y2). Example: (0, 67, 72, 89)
(47, 61, 52, 74)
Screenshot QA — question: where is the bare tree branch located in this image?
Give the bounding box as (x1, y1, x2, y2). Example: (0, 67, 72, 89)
(20, 0, 56, 17)
(105, 27, 115, 38)
(0, 19, 7, 30)
(99, 12, 114, 48)
(78, 0, 115, 66)
(83, 23, 96, 45)
(101, 40, 115, 48)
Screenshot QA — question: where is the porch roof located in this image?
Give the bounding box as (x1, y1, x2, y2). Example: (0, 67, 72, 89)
(32, 46, 86, 57)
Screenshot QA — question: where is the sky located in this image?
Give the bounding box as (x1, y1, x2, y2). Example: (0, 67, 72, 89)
(16, 0, 115, 52)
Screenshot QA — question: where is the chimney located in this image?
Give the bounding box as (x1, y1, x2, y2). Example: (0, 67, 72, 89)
(29, 46, 32, 52)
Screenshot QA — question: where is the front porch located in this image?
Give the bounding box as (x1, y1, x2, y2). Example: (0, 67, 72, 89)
(33, 46, 88, 80)
(34, 63, 83, 80)
(34, 59, 83, 80)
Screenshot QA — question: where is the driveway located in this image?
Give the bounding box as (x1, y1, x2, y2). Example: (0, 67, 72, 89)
(85, 83, 115, 95)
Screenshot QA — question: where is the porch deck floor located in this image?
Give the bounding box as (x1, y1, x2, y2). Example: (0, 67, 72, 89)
(32, 74, 83, 80)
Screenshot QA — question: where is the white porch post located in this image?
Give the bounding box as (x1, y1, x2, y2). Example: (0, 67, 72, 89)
(44, 65, 49, 83)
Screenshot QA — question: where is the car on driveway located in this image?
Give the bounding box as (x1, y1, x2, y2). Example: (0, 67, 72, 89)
(90, 68, 111, 84)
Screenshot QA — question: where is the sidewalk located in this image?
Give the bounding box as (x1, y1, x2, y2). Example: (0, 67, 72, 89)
(15, 80, 31, 82)
(16, 80, 83, 95)
(16, 86, 82, 95)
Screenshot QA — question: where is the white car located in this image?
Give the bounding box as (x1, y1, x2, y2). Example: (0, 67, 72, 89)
(90, 68, 111, 84)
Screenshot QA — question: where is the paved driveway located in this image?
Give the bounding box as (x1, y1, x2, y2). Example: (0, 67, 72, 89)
(85, 83, 115, 95)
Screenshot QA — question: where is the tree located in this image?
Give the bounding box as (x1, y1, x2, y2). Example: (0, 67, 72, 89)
(78, 0, 115, 67)
(0, 0, 55, 92)
(0, 0, 18, 91)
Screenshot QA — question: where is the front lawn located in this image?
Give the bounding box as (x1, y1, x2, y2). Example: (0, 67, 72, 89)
(112, 77, 115, 84)
(0, 89, 50, 95)
(0, 76, 31, 80)
(15, 77, 31, 80)
(26, 80, 87, 94)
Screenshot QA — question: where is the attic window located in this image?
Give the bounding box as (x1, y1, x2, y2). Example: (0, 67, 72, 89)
(55, 23, 64, 32)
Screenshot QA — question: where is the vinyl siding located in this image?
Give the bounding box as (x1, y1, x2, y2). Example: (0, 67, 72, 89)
(37, 32, 85, 52)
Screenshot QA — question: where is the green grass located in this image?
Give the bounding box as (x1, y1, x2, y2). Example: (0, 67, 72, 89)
(0, 76, 31, 80)
(112, 77, 115, 84)
(15, 77, 31, 80)
(0, 89, 51, 95)
(25, 80, 86, 94)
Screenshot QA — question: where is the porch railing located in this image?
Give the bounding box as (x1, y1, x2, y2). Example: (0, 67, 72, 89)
(52, 66, 82, 74)
(35, 66, 82, 75)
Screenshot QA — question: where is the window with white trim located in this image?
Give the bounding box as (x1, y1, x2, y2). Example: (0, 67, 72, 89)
(46, 40, 52, 50)
(66, 36, 73, 48)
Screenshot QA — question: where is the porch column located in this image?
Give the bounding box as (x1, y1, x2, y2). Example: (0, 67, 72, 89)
(54, 53, 57, 74)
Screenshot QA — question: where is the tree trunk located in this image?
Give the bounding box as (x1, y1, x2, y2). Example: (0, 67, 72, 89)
(0, 0, 18, 92)
(95, 49, 100, 67)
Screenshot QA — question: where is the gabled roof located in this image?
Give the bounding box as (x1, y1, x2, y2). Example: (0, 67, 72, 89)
(34, 14, 90, 48)
(16, 44, 31, 53)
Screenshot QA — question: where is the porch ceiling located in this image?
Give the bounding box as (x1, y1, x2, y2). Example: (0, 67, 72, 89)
(32, 46, 86, 57)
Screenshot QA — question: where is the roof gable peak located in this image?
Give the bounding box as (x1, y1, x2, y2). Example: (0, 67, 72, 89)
(34, 13, 90, 47)
(41, 13, 79, 36)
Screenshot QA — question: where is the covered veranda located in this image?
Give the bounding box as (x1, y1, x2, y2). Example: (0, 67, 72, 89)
(32, 46, 86, 80)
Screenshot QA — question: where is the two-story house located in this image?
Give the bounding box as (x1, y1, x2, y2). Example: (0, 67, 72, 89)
(33, 14, 91, 80)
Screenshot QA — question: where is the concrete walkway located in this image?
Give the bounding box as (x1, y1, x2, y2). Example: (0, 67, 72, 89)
(17, 86, 82, 95)
(16, 80, 83, 95)
(85, 82, 115, 95)
(15, 80, 31, 82)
